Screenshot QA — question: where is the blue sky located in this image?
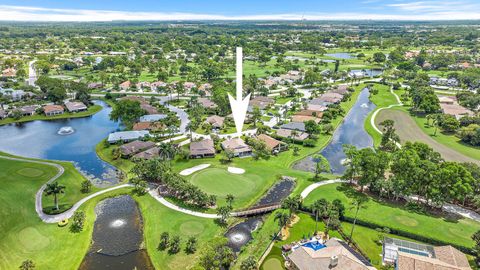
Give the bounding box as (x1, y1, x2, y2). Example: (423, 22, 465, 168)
(0, 0, 479, 21)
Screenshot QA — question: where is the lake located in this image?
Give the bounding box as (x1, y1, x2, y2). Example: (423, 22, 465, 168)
(0, 100, 120, 185)
(293, 88, 375, 174)
(325, 52, 355, 59)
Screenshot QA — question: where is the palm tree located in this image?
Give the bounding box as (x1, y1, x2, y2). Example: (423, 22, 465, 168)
(216, 206, 231, 224)
(44, 182, 66, 211)
(274, 211, 290, 231)
(158, 142, 176, 161)
(349, 196, 368, 239)
(281, 195, 301, 218)
(226, 194, 235, 208)
(311, 199, 328, 233)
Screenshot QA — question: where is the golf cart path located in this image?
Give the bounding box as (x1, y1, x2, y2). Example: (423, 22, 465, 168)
(4, 152, 480, 223)
(0, 155, 132, 223)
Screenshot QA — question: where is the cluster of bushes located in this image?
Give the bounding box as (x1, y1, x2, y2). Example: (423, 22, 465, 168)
(158, 232, 197, 255)
(131, 158, 216, 208)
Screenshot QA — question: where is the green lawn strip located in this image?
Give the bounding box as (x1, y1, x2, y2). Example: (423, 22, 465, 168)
(136, 192, 223, 270)
(96, 140, 136, 177)
(303, 183, 479, 248)
(363, 83, 399, 146)
(0, 105, 102, 126)
(396, 107, 480, 160)
(259, 246, 285, 270)
(0, 152, 99, 214)
(0, 157, 95, 270)
(0, 154, 223, 270)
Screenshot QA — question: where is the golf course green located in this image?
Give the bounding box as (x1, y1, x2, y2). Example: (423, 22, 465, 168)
(188, 168, 263, 209)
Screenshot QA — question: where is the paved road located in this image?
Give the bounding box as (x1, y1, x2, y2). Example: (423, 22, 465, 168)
(28, 60, 37, 86)
(375, 109, 479, 165)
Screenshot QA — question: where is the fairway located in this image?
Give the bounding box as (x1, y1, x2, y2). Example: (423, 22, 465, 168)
(189, 168, 262, 208)
(303, 183, 480, 248)
(375, 109, 479, 164)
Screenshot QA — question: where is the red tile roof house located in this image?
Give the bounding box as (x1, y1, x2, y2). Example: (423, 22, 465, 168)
(65, 101, 88, 113)
(43, 104, 65, 116)
(197, 98, 218, 109)
(2, 68, 16, 77)
(332, 85, 350, 95)
(221, 138, 253, 157)
(440, 103, 474, 120)
(276, 128, 309, 141)
(205, 115, 225, 130)
(249, 96, 275, 110)
(257, 134, 287, 154)
(318, 92, 344, 104)
(133, 147, 160, 160)
(119, 81, 132, 91)
(119, 140, 156, 157)
(183, 82, 197, 91)
(17, 105, 37, 116)
(133, 122, 164, 132)
(190, 139, 216, 158)
(141, 103, 159, 115)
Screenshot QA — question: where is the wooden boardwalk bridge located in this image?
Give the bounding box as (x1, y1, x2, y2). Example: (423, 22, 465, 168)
(232, 203, 281, 217)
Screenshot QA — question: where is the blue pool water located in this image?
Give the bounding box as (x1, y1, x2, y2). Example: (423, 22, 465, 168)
(302, 241, 326, 251)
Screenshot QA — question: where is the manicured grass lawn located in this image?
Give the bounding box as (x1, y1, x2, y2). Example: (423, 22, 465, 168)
(303, 183, 480, 248)
(0, 105, 102, 126)
(406, 109, 480, 160)
(260, 246, 285, 270)
(363, 83, 404, 146)
(0, 154, 223, 270)
(188, 168, 263, 209)
(40, 160, 100, 214)
(96, 140, 135, 177)
(0, 157, 94, 269)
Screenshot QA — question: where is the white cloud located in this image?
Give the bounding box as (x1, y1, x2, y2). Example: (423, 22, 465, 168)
(387, 0, 480, 13)
(0, 4, 479, 21)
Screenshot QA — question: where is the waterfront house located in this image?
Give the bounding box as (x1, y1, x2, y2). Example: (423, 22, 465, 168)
(133, 147, 160, 160)
(133, 122, 164, 132)
(287, 238, 375, 270)
(332, 85, 350, 95)
(43, 105, 65, 116)
(65, 101, 87, 113)
(139, 114, 167, 123)
(17, 105, 37, 116)
(317, 92, 344, 104)
(190, 139, 216, 158)
(107, 130, 150, 144)
(280, 122, 307, 132)
(276, 128, 309, 141)
(382, 237, 471, 270)
(221, 138, 252, 157)
(119, 140, 156, 157)
(306, 104, 329, 113)
(291, 115, 322, 124)
(0, 109, 7, 119)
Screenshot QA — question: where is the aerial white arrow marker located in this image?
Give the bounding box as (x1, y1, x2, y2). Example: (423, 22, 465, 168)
(228, 47, 251, 137)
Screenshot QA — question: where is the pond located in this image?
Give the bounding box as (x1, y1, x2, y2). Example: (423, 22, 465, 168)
(0, 100, 120, 186)
(225, 177, 295, 252)
(325, 52, 355, 59)
(350, 69, 383, 77)
(79, 195, 154, 270)
(293, 88, 375, 174)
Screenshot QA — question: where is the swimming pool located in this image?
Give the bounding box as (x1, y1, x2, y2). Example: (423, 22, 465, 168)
(302, 241, 326, 251)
